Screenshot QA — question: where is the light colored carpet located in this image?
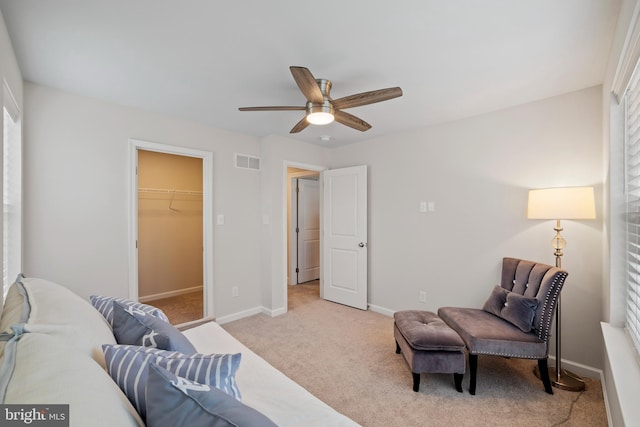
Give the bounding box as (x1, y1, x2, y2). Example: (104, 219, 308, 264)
(222, 281, 608, 427)
(149, 290, 203, 325)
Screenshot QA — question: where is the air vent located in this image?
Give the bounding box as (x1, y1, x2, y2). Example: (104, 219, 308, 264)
(235, 153, 261, 171)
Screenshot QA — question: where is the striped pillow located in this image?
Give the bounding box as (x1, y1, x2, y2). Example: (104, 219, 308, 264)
(102, 344, 241, 420)
(112, 302, 196, 353)
(90, 295, 169, 325)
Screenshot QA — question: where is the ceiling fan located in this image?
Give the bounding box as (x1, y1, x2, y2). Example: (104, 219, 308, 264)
(239, 66, 403, 133)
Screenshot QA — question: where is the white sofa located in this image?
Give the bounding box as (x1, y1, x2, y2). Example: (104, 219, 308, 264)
(0, 276, 360, 427)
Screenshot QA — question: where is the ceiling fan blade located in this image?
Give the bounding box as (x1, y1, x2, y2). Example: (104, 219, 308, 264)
(290, 66, 324, 104)
(239, 106, 305, 111)
(290, 116, 311, 133)
(334, 110, 372, 132)
(333, 87, 403, 110)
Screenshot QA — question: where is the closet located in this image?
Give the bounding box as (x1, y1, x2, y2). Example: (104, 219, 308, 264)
(137, 150, 203, 315)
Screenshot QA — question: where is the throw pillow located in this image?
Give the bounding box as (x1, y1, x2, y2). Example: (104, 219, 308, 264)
(482, 285, 538, 332)
(145, 363, 277, 427)
(102, 344, 242, 420)
(481, 285, 508, 317)
(501, 292, 539, 332)
(90, 295, 169, 326)
(112, 302, 196, 353)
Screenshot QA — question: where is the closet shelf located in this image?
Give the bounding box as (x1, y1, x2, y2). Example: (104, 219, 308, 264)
(138, 188, 203, 209)
(138, 187, 202, 196)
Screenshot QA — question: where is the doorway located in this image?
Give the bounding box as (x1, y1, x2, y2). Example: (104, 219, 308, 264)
(283, 163, 369, 312)
(128, 139, 214, 326)
(286, 166, 323, 307)
(289, 171, 320, 285)
(137, 150, 203, 324)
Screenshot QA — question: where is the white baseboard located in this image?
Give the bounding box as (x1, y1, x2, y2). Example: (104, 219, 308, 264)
(215, 305, 288, 325)
(139, 286, 202, 303)
(216, 306, 264, 325)
(546, 355, 603, 380)
(368, 304, 394, 317)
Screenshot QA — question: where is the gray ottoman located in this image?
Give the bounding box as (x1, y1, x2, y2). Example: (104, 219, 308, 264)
(394, 310, 466, 392)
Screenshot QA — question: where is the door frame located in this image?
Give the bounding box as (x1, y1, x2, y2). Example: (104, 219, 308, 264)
(128, 139, 215, 320)
(282, 161, 326, 311)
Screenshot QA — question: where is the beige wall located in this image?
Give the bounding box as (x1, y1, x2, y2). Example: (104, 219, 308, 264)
(137, 150, 203, 299)
(329, 86, 604, 370)
(22, 83, 262, 320)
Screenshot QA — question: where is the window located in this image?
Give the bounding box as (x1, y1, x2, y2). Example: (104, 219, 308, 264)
(624, 69, 640, 355)
(3, 81, 21, 298)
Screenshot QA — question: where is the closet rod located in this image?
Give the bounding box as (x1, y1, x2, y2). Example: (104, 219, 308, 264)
(138, 187, 203, 196)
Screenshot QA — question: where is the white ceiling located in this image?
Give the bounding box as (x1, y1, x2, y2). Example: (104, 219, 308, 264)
(0, 0, 620, 148)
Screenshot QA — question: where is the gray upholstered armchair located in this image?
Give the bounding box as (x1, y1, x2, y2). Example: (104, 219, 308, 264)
(438, 257, 568, 395)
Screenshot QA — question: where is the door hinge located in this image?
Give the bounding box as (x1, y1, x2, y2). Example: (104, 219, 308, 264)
(295, 227, 299, 233)
(295, 268, 299, 273)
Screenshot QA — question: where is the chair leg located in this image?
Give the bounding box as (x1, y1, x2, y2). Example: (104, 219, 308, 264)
(395, 340, 401, 354)
(412, 373, 420, 392)
(538, 358, 554, 394)
(469, 354, 478, 395)
(454, 373, 463, 393)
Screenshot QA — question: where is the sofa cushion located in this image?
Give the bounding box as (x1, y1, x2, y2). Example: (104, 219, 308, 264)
(112, 302, 196, 353)
(0, 332, 144, 427)
(90, 295, 169, 326)
(393, 310, 465, 351)
(482, 285, 539, 332)
(103, 344, 242, 420)
(437, 307, 547, 359)
(17, 277, 116, 368)
(145, 363, 277, 427)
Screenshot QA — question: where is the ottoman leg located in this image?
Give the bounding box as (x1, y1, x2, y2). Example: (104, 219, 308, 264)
(412, 373, 420, 392)
(454, 373, 463, 393)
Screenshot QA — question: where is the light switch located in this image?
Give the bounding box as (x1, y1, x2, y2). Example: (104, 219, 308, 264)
(428, 202, 435, 212)
(217, 214, 225, 225)
(419, 201, 427, 213)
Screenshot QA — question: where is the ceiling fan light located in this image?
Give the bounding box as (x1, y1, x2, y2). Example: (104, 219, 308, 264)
(306, 102, 335, 125)
(307, 111, 334, 125)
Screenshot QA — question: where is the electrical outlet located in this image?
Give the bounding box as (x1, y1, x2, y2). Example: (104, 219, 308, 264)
(232, 286, 239, 297)
(419, 291, 427, 303)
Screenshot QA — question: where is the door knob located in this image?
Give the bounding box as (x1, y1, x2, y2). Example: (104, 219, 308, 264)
(359, 242, 367, 248)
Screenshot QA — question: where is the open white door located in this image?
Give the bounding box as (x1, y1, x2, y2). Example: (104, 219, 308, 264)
(322, 165, 368, 310)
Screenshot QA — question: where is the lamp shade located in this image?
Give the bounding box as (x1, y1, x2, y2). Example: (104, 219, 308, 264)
(527, 187, 596, 220)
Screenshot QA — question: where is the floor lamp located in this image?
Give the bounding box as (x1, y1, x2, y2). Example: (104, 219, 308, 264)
(527, 186, 596, 392)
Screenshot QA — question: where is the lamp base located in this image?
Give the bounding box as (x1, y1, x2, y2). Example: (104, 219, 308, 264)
(533, 366, 586, 392)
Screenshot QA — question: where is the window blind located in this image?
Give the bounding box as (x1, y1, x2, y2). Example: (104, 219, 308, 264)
(625, 69, 640, 355)
(3, 82, 22, 298)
